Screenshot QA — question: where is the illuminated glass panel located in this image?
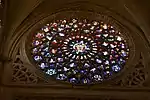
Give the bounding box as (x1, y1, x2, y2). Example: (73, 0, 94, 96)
(31, 18, 129, 84)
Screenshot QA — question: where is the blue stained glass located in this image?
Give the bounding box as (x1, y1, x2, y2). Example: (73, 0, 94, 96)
(112, 65, 121, 72)
(96, 59, 102, 63)
(46, 69, 57, 75)
(58, 58, 63, 62)
(49, 64, 55, 68)
(69, 63, 76, 67)
(57, 74, 67, 80)
(33, 40, 40, 46)
(40, 63, 47, 69)
(32, 48, 38, 53)
(45, 52, 51, 57)
(31, 18, 129, 84)
(34, 56, 42, 61)
(70, 78, 77, 83)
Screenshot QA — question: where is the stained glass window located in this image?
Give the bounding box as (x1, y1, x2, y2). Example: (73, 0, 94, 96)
(31, 18, 129, 84)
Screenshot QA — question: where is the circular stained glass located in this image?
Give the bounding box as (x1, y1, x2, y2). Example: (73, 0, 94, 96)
(31, 18, 129, 84)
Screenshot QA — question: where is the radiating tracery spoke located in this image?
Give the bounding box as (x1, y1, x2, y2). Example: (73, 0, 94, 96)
(31, 18, 129, 84)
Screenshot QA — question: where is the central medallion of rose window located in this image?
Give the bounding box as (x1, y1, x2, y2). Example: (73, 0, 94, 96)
(68, 38, 93, 56)
(31, 18, 130, 84)
(73, 41, 88, 54)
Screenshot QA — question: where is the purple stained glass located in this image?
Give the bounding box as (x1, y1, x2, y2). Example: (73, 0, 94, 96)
(31, 18, 129, 84)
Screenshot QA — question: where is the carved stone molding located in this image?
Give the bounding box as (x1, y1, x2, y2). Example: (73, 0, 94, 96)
(113, 54, 148, 87)
(10, 48, 47, 85)
(12, 57, 38, 84)
(13, 95, 130, 100)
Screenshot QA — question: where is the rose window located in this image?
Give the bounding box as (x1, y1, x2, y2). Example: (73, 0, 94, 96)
(31, 18, 129, 84)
